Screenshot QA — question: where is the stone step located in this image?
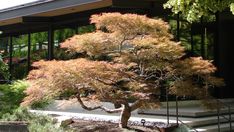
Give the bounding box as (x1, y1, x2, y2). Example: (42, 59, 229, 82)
(43, 99, 234, 131)
(192, 122, 234, 132)
(139, 99, 234, 117)
(185, 115, 234, 128)
(160, 99, 234, 108)
(138, 99, 234, 118)
(138, 108, 234, 117)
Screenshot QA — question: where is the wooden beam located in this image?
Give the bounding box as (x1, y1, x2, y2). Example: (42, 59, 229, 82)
(0, 7, 150, 38)
(112, 0, 152, 8)
(22, 16, 52, 24)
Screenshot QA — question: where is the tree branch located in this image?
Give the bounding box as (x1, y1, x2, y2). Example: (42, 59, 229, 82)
(76, 93, 102, 111)
(76, 92, 123, 113)
(101, 106, 123, 113)
(130, 100, 143, 112)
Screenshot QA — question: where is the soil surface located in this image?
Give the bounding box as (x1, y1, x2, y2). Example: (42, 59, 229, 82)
(68, 119, 172, 132)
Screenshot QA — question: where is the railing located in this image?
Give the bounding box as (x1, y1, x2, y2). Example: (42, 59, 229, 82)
(165, 87, 199, 132)
(178, 119, 199, 132)
(217, 99, 232, 132)
(164, 88, 233, 132)
(174, 95, 199, 132)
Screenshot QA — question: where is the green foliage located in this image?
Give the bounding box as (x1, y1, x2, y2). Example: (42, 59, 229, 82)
(0, 25, 94, 80)
(1, 107, 68, 132)
(78, 25, 95, 34)
(164, 0, 234, 22)
(0, 54, 10, 80)
(30, 98, 52, 109)
(31, 32, 48, 46)
(12, 63, 28, 80)
(231, 3, 234, 14)
(0, 81, 28, 117)
(55, 28, 76, 43)
(30, 49, 47, 61)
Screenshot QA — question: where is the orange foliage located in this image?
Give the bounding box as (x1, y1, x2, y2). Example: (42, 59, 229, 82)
(23, 13, 224, 111)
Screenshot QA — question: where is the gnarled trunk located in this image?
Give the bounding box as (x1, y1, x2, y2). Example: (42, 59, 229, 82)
(119, 100, 143, 128)
(119, 104, 131, 128)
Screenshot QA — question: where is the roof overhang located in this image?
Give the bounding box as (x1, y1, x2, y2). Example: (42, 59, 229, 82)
(0, 0, 112, 26)
(0, 0, 167, 37)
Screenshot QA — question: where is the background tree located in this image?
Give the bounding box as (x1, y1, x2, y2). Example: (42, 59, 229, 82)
(164, 0, 234, 22)
(22, 13, 224, 128)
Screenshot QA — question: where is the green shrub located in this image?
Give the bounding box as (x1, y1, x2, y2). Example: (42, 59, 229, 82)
(1, 107, 69, 132)
(0, 80, 28, 117)
(0, 54, 10, 80)
(12, 63, 28, 79)
(30, 98, 53, 109)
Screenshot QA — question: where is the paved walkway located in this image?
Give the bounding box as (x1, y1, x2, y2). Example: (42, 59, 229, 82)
(30, 109, 178, 124)
(30, 99, 204, 124)
(30, 99, 234, 132)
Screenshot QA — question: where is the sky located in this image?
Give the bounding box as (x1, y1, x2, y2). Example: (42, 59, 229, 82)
(0, 0, 38, 10)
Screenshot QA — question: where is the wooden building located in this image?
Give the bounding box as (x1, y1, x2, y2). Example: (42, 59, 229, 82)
(0, 0, 233, 98)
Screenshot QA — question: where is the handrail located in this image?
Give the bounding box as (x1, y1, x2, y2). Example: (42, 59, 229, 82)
(217, 99, 231, 108)
(175, 95, 198, 132)
(178, 119, 198, 132)
(216, 99, 232, 132)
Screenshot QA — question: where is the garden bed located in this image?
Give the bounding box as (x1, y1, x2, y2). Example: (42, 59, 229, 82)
(67, 119, 178, 132)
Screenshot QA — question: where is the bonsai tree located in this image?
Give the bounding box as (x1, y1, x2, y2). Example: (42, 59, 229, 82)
(22, 13, 224, 128)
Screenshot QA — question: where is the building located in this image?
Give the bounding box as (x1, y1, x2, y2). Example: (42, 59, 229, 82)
(0, 0, 233, 98)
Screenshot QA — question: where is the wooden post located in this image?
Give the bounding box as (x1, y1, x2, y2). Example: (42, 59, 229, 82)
(5, 37, 9, 53)
(9, 36, 13, 80)
(75, 25, 79, 34)
(166, 87, 169, 125)
(201, 17, 205, 58)
(191, 26, 194, 56)
(176, 13, 180, 42)
(27, 33, 31, 73)
(48, 26, 54, 60)
(214, 12, 219, 68)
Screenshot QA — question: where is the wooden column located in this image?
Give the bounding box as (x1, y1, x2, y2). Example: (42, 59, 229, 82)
(201, 17, 205, 58)
(75, 25, 79, 34)
(191, 26, 194, 56)
(176, 13, 180, 41)
(5, 37, 9, 53)
(27, 33, 31, 73)
(214, 12, 220, 68)
(9, 36, 13, 80)
(48, 26, 54, 60)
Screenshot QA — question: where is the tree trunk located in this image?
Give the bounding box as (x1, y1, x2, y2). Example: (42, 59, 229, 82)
(114, 103, 121, 108)
(119, 104, 131, 128)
